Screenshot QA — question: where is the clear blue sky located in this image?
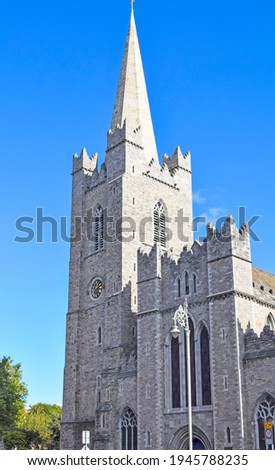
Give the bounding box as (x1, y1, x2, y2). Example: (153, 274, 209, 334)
(0, 0, 274, 406)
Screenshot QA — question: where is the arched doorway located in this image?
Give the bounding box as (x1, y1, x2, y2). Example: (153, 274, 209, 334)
(170, 425, 212, 450)
(193, 438, 206, 450)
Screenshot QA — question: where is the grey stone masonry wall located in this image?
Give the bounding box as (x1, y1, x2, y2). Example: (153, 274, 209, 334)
(206, 219, 252, 449)
(243, 326, 275, 449)
(137, 311, 164, 449)
(62, 11, 275, 451)
(136, 211, 275, 450)
(61, 112, 194, 449)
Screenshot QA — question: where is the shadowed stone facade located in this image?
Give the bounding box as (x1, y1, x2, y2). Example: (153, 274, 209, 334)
(61, 10, 275, 450)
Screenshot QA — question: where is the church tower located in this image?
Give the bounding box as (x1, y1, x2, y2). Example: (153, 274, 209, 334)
(61, 8, 193, 450)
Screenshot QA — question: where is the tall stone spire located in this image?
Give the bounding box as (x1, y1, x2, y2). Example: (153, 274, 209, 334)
(110, 9, 158, 161)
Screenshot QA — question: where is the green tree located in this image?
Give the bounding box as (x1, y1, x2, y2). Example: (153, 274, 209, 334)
(22, 403, 62, 449)
(3, 429, 42, 450)
(2, 430, 27, 450)
(0, 356, 28, 439)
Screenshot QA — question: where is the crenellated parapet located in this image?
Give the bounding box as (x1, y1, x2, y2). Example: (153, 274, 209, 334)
(179, 240, 205, 262)
(137, 239, 209, 312)
(162, 146, 191, 174)
(85, 162, 107, 192)
(107, 119, 144, 153)
(72, 147, 108, 192)
(141, 146, 191, 191)
(206, 216, 251, 263)
(137, 217, 254, 307)
(105, 119, 147, 179)
(206, 216, 249, 243)
(160, 240, 208, 308)
(160, 240, 205, 270)
(73, 148, 98, 175)
(244, 325, 275, 359)
(204, 216, 253, 298)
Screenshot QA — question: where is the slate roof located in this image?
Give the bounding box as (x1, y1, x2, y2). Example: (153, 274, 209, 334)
(253, 266, 275, 292)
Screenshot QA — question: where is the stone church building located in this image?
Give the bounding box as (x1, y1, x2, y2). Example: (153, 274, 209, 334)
(61, 10, 275, 450)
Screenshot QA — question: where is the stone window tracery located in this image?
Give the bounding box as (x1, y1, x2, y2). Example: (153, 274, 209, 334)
(121, 408, 137, 450)
(255, 394, 275, 449)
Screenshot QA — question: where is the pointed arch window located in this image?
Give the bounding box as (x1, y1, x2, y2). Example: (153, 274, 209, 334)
(153, 202, 166, 248)
(146, 430, 152, 447)
(185, 272, 190, 295)
(177, 278, 181, 297)
(121, 408, 137, 450)
(267, 313, 275, 331)
(227, 427, 232, 444)
(96, 376, 101, 407)
(95, 206, 104, 251)
(185, 318, 196, 406)
(171, 336, 181, 408)
(200, 326, 211, 405)
(193, 274, 197, 293)
(97, 327, 102, 345)
(255, 394, 275, 449)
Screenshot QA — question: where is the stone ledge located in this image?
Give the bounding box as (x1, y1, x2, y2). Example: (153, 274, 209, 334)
(118, 370, 137, 379)
(85, 179, 106, 193)
(136, 308, 159, 318)
(106, 139, 144, 153)
(142, 172, 180, 191)
(94, 433, 111, 442)
(164, 405, 213, 415)
(61, 418, 95, 424)
(243, 350, 275, 361)
(102, 367, 120, 375)
(137, 276, 162, 285)
(98, 402, 112, 412)
(207, 254, 252, 265)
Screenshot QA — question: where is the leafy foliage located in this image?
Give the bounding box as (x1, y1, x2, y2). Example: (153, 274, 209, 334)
(0, 356, 28, 434)
(21, 403, 62, 449)
(2, 430, 27, 450)
(0, 356, 62, 449)
(3, 429, 42, 450)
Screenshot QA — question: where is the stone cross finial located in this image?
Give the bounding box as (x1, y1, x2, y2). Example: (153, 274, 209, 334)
(131, 0, 135, 12)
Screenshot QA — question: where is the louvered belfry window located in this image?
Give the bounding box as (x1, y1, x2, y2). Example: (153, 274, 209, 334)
(153, 202, 166, 248)
(95, 206, 104, 251)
